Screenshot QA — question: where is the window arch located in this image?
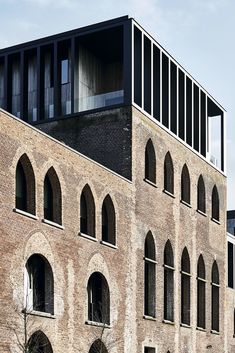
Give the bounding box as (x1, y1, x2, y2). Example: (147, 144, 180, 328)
(181, 247, 191, 325)
(212, 185, 219, 221)
(80, 184, 95, 237)
(89, 340, 108, 353)
(164, 152, 174, 194)
(102, 195, 116, 245)
(87, 272, 110, 324)
(197, 175, 206, 213)
(197, 254, 206, 328)
(27, 330, 53, 353)
(164, 240, 174, 322)
(181, 164, 190, 204)
(144, 231, 156, 317)
(44, 167, 62, 224)
(145, 139, 156, 183)
(211, 261, 219, 332)
(25, 254, 54, 314)
(15, 154, 35, 214)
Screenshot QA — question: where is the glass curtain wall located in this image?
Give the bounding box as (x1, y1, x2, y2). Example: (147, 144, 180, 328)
(11, 56, 21, 118)
(27, 52, 37, 122)
(43, 47, 54, 119)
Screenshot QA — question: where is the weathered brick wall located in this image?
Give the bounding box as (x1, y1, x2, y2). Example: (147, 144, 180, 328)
(36, 107, 132, 180)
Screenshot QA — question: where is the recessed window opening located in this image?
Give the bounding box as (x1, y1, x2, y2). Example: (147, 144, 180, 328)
(181, 247, 191, 325)
(211, 261, 219, 332)
(212, 185, 219, 221)
(28, 330, 53, 353)
(181, 164, 190, 204)
(75, 26, 123, 113)
(87, 272, 110, 324)
(197, 255, 206, 329)
(26, 50, 37, 122)
(80, 184, 95, 237)
(197, 175, 206, 213)
(170, 61, 177, 134)
(89, 340, 108, 353)
(162, 53, 169, 128)
(193, 84, 199, 152)
(0, 60, 4, 108)
(144, 36, 151, 114)
(44, 168, 62, 224)
(164, 240, 174, 322)
(102, 195, 116, 245)
(144, 347, 155, 353)
(228, 241, 234, 288)
(144, 232, 156, 317)
(200, 91, 206, 157)
(145, 139, 156, 183)
(59, 40, 71, 116)
(15, 154, 35, 214)
(178, 69, 185, 140)
(233, 309, 235, 337)
(25, 254, 54, 314)
(164, 152, 174, 194)
(10, 54, 21, 118)
(43, 45, 54, 119)
(153, 45, 160, 121)
(134, 26, 142, 107)
(208, 98, 224, 170)
(186, 77, 192, 146)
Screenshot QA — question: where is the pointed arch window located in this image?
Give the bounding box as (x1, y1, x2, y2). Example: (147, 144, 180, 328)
(181, 247, 191, 325)
(145, 139, 156, 184)
(164, 240, 174, 322)
(80, 184, 95, 237)
(15, 154, 35, 214)
(144, 232, 156, 317)
(102, 195, 116, 245)
(25, 254, 54, 314)
(211, 261, 220, 332)
(28, 331, 53, 353)
(44, 167, 62, 224)
(181, 164, 190, 204)
(212, 185, 219, 222)
(164, 152, 174, 194)
(87, 272, 110, 324)
(197, 175, 206, 213)
(89, 340, 108, 353)
(197, 255, 206, 329)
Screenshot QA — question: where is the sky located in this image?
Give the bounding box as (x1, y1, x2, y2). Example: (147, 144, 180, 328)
(0, 0, 234, 209)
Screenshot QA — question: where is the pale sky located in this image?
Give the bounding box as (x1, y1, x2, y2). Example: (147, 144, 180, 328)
(0, 0, 234, 209)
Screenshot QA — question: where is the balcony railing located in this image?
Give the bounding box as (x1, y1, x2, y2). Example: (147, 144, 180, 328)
(78, 89, 124, 112)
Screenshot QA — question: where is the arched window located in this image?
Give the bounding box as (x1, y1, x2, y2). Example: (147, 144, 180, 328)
(211, 261, 219, 332)
(145, 139, 156, 183)
(197, 175, 206, 213)
(181, 247, 191, 325)
(164, 240, 174, 322)
(80, 184, 95, 237)
(27, 331, 53, 353)
(15, 154, 35, 214)
(144, 232, 156, 317)
(181, 164, 190, 204)
(44, 167, 62, 224)
(89, 340, 108, 353)
(197, 254, 206, 329)
(102, 195, 116, 245)
(87, 272, 110, 324)
(164, 152, 174, 194)
(234, 309, 235, 337)
(212, 185, 219, 221)
(25, 254, 54, 314)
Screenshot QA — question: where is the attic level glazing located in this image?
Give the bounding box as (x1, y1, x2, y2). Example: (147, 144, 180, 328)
(0, 16, 225, 172)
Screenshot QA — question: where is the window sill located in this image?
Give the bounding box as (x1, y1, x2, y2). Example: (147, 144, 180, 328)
(13, 208, 38, 220)
(85, 320, 111, 328)
(197, 209, 207, 217)
(211, 329, 220, 335)
(143, 178, 157, 188)
(27, 310, 55, 319)
(163, 189, 175, 198)
(196, 326, 206, 332)
(211, 217, 220, 225)
(180, 200, 192, 208)
(143, 315, 156, 321)
(162, 319, 175, 325)
(42, 218, 64, 230)
(180, 323, 191, 329)
(100, 240, 117, 249)
(79, 232, 97, 242)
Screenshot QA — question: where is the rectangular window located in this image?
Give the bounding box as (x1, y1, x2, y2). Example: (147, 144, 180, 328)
(144, 348, 155, 353)
(162, 53, 169, 128)
(153, 45, 160, 121)
(170, 61, 177, 134)
(144, 36, 151, 114)
(193, 84, 199, 152)
(186, 77, 192, 146)
(200, 91, 206, 157)
(178, 69, 185, 140)
(134, 26, 142, 107)
(228, 241, 234, 288)
(61, 59, 69, 85)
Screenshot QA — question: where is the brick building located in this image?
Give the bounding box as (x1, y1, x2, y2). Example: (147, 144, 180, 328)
(0, 16, 230, 353)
